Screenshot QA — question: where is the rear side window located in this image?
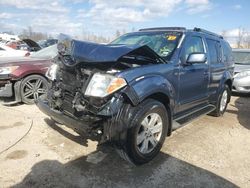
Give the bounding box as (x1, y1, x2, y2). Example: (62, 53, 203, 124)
(222, 42, 233, 62)
(206, 39, 221, 64)
(181, 36, 204, 62)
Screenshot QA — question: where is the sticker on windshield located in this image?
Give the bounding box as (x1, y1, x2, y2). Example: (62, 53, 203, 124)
(167, 35, 177, 40)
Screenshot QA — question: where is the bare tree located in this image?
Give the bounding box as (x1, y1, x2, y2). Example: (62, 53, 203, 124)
(28, 26, 33, 38)
(80, 28, 110, 43)
(19, 26, 48, 41)
(244, 32, 250, 49)
(115, 30, 121, 38)
(236, 27, 248, 48)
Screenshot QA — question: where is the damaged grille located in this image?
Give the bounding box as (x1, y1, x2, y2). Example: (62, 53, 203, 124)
(61, 92, 75, 117)
(51, 65, 93, 118)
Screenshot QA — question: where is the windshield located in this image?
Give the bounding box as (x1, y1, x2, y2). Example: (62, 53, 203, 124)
(111, 31, 182, 61)
(30, 44, 57, 59)
(233, 51, 250, 65)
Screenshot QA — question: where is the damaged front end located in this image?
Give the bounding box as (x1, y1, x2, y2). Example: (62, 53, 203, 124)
(36, 36, 165, 143)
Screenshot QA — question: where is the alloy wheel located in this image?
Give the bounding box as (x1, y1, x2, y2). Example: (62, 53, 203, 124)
(220, 90, 228, 112)
(136, 113, 163, 154)
(22, 78, 47, 102)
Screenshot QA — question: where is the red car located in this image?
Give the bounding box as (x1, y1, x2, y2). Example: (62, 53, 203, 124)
(0, 45, 57, 104)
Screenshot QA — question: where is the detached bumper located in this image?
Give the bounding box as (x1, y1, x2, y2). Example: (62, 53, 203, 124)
(36, 97, 101, 133)
(0, 82, 13, 97)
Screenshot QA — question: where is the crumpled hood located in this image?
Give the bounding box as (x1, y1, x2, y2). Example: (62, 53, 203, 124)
(58, 38, 165, 66)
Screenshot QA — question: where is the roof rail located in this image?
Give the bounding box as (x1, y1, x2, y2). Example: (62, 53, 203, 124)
(193, 27, 223, 39)
(139, 27, 186, 32)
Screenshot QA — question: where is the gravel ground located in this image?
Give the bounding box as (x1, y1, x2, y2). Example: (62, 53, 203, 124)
(0, 95, 250, 188)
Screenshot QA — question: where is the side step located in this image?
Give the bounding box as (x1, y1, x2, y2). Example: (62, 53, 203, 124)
(172, 105, 215, 130)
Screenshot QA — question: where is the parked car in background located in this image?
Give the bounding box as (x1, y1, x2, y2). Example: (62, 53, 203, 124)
(37, 28, 234, 165)
(6, 39, 41, 52)
(38, 39, 58, 48)
(232, 49, 250, 93)
(0, 43, 29, 57)
(0, 44, 57, 104)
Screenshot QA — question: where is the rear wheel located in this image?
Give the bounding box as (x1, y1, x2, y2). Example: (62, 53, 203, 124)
(210, 85, 230, 117)
(20, 75, 48, 104)
(115, 99, 169, 165)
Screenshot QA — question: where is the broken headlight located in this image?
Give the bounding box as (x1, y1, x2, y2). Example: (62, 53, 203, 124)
(46, 64, 58, 81)
(85, 73, 127, 97)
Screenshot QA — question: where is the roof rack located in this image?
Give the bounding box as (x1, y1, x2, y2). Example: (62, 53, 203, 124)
(139, 27, 186, 32)
(193, 27, 223, 39)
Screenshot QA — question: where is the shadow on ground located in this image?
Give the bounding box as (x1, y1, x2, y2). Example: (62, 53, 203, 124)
(228, 93, 250, 130)
(44, 118, 90, 146)
(12, 150, 238, 188)
(12, 119, 238, 188)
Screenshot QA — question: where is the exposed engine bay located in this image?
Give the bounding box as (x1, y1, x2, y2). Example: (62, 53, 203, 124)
(48, 64, 120, 116)
(48, 39, 164, 114)
(43, 38, 165, 141)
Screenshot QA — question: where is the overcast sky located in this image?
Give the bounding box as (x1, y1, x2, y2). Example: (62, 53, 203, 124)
(0, 0, 249, 37)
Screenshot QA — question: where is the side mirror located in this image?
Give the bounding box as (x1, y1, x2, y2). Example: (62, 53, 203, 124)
(186, 53, 207, 64)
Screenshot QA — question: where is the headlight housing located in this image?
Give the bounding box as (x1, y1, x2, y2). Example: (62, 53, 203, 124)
(46, 64, 58, 81)
(234, 71, 250, 79)
(0, 66, 19, 75)
(85, 73, 127, 97)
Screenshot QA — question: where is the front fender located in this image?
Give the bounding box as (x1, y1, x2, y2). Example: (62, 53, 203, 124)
(124, 74, 175, 110)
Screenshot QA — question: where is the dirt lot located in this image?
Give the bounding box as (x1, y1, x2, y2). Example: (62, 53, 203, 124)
(0, 95, 250, 188)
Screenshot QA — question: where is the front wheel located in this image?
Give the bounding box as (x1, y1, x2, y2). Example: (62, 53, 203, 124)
(115, 99, 169, 165)
(20, 75, 48, 104)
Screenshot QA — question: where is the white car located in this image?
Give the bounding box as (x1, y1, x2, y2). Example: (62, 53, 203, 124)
(0, 44, 29, 57)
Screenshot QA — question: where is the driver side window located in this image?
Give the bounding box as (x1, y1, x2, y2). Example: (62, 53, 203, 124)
(181, 36, 204, 63)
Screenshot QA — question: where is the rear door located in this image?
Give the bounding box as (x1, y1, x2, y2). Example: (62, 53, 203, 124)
(177, 34, 209, 112)
(205, 38, 225, 102)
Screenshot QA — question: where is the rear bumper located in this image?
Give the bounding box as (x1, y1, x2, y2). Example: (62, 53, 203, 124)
(36, 97, 102, 133)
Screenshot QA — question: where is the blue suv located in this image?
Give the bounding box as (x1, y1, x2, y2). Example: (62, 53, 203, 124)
(37, 27, 234, 165)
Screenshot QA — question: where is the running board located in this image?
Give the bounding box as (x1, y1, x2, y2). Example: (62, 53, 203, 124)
(172, 105, 215, 130)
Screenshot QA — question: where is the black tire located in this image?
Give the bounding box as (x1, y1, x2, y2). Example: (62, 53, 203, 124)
(210, 85, 230, 117)
(20, 75, 48, 104)
(115, 99, 169, 165)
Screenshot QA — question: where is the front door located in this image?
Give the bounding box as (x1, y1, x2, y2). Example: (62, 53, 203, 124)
(177, 35, 209, 112)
